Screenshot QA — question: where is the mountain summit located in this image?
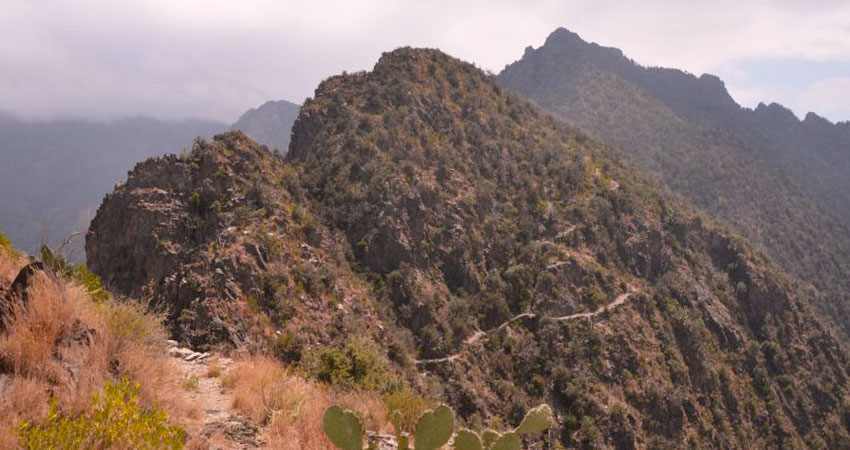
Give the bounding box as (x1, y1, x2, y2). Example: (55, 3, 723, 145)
(498, 28, 850, 339)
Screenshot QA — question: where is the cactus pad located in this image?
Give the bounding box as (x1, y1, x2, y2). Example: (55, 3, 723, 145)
(322, 406, 364, 450)
(515, 404, 554, 434)
(414, 404, 454, 450)
(490, 432, 521, 450)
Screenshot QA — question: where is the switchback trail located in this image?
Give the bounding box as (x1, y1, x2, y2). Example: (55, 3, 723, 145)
(415, 286, 639, 366)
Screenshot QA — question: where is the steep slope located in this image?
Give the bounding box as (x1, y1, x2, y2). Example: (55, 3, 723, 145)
(286, 49, 850, 448)
(231, 99, 300, 153)
(497, 28, 850, 337)
(0, 116, 227, 259)
(87, 132, 392, 353)
(90, 49, 850, 448)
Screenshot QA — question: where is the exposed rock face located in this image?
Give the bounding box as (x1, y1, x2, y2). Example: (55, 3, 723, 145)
(0, 262, 45, 331)
(90, 48, 850, 448)
(231, 100, 300, 154)
(497, 27, 850, 339)
(87, 132, 391, 351)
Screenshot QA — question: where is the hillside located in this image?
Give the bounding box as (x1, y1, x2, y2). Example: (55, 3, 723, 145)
(497, 28, 850, 338)
(231, 99, 301, 153)
(86, 48, 850, 448)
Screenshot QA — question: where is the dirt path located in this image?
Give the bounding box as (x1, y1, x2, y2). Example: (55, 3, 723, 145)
(544, 290, 634, 322)
(167, 343, 264, 449)
(415, 286, 639, 366)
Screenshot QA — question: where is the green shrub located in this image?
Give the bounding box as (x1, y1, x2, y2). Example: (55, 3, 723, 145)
(271, 330, 303, 363)
(384, 388, 433, 432)
(18, 379, 186, 450)
(0, 231, 15, 255)
(303, 337, 393, 391)
(101, 301, 166, 350)
(38, 244, 109, 302)
(72, 264, 109, 303)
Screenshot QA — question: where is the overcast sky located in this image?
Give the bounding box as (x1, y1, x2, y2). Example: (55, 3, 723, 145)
(2, 0, 849, 123)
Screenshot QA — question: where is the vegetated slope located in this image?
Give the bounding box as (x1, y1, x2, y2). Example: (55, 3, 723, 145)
(497, 28, 850, 337)
(90, 48, 850, 449)
(231, 99, 300, 153)
(0, 234, 196, 448)
(0, 115, 227, 260)
(86, 132, 393, 353)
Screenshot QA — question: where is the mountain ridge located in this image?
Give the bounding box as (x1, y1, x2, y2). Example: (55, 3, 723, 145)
(89, 46, 850, 448)
(497, 27, 850, 339)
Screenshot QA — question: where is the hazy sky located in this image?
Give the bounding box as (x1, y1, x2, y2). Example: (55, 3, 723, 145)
(2, 0, 849, 123)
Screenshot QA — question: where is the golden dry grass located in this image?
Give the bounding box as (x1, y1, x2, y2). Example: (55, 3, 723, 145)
(0, 245, 25, 283)
(223, 356, 391, 450)
(0, 252, 194, 446)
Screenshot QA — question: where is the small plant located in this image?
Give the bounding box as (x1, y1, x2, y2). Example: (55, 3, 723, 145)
(0, 231, 15, 255)
(206, 360, 222, 378)
(303, 337, 394, 391)
(384, 388, 432, 434)
(71, 264, 109, 303)
(182, 375, 200, 392)
(18, 379, 186, 450)
(321, 403, 554, 450)
(39, 245, 109, 302)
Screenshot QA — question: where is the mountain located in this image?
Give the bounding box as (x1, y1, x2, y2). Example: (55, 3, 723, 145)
(0, 116, 227, 259)
(89, 48, 850, 448)
(0, 99, 299, 262)
(497, 28, 850, 338)
(230, 99, 300, 153)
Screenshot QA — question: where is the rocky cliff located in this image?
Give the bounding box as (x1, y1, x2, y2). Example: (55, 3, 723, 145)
(87, 132, 391, 352)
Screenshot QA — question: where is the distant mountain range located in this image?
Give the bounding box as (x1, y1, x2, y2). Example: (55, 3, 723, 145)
(0, 101, 300, 259)
(230, 99, 300, 152)
(497, 27, 850, 337)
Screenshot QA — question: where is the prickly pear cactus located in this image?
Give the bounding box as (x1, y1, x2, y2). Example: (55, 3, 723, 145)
(323, 402, 554, 450)
(481, 429, 500, 448)
(489, 432, 521, 450)
(453, 429, 484, 450)
(323, 405, 364, 450)
(514, 404, 554, 435)
(414, 404, 454, 450)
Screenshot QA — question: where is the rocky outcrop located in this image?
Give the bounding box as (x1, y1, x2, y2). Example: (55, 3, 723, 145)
(0, 262, 45, 330)
(87, 132, 392, 351)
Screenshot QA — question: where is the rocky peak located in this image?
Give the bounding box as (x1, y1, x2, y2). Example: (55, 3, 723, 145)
(543, 27, 585, 47)
(230, 99, 300, 154)
(500, 27, 739, 124)
(754, 102, 799, 126)
(87, 131, 390, 351)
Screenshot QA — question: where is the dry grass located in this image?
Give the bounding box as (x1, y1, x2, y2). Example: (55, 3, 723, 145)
(205, 357, 223, 378)
(0, 377, 51, 448)
(0, 252, 194, 446)
(223, 356, 391, 450)
(0, 245, 25, 283)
